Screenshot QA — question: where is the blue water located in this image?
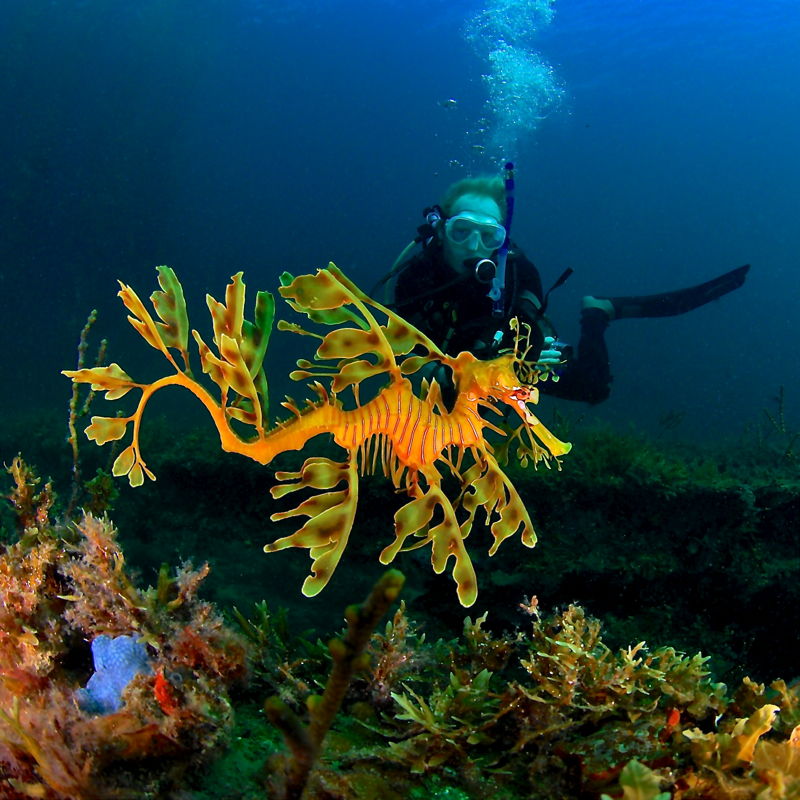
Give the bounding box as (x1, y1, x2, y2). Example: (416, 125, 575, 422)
(0, 0, 798, 444)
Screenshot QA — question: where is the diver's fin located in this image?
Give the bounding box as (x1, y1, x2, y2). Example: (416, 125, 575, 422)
(602, 264, 750, 320)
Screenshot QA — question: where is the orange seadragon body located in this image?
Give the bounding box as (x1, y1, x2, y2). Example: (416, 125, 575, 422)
(64, 264, 570, 606)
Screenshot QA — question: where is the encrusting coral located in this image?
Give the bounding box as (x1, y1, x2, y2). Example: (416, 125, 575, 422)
(63, 265, 571, 607)
(0, 465, 250, 799)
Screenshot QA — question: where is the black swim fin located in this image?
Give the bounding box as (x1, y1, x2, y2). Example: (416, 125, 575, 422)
(601, 264, 750, 320)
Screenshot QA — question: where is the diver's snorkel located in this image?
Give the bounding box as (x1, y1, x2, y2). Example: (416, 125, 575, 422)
(488, 162, 514, 317)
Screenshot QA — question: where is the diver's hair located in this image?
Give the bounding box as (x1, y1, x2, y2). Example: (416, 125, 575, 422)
(440, 175, 507, 222)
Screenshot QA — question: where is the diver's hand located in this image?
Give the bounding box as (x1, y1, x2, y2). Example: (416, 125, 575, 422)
(536, 337, 563, 367)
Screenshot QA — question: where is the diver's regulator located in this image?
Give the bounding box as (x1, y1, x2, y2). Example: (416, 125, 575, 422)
(464, 256, 499, 285)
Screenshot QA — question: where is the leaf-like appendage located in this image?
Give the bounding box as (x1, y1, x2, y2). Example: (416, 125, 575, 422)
(85, 416, 130, 445)
(488, 469, 536, 553)
(193, 335, 262, 429)
(112, 444, 156, 487)
(200, 276, 273, 421)
(192, 331, 228, 392)
(331, 360, 388, 393)
(399, 354, 439, 376)
(240, 290, 274, 376)
(276, 320, 321, 339)
(252, 369, 270, 421)
(326, 262, 446, 361)
(383, 483, 477, 607)
(316, 328, 383, 362)
(62, 363, 135, 400)
(279, 270, 354, 311)
(207, 272, 246, 351)
(113, 446, 135, 476)
(381, 493, 433, 563)
(307, 305, 367, 328)
(383, 315, 446, 359)
(118, 282, 171, 359)
(227, 404, 259, 425)
(271, 456, 349, 499)
(280, 272, 364, 327)
(266, 455, 358, 597)
(218, 335, 261, 424)
(240, 289, 274, 418)
(151, 265, 190, 357)
(459, 456, 536, 553)
(278, 266, 403, 392)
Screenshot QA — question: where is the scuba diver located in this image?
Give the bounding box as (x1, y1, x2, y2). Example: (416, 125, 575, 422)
(373, 166, 750, 405)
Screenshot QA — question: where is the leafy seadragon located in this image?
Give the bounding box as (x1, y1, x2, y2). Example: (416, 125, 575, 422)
(64, 264, 571, 606)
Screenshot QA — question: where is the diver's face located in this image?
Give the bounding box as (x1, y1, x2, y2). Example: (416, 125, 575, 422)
(441, 193, 505, 275)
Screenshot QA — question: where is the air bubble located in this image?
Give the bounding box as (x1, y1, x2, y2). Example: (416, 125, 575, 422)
(464, 0, 564, 163)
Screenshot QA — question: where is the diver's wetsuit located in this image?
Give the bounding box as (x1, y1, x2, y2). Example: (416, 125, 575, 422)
(391, 241, 612, 405)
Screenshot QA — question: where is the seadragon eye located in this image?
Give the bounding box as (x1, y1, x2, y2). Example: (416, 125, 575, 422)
(508, 385, 539, 425)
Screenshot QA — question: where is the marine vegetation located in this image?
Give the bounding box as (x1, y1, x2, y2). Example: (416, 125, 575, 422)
(63, 264, 571, 607)
(229, 588, 800, 800)
(1, 459, 798, 799)
(264, 569, 405, 799)
(0, 458, 250, 799)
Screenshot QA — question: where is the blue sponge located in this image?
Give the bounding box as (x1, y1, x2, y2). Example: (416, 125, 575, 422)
(76, 634, 153, 715)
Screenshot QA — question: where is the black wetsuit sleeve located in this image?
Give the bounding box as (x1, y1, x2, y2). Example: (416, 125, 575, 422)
(539, 308, 612, 405)
(509, 250, 544, 323)
(506, 247, 611, 405)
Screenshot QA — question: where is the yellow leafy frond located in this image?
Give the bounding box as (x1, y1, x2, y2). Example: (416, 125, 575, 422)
(150, 265, 190, 362)
(206, 272, 246, 350)
(84, 416, 130, 446)
(266, 454, 358, 597)
(62, 363, 135, 400)
(118, 282, 171, 359)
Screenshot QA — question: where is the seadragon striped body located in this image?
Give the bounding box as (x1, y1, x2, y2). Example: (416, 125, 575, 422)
(253, 377, 498, 471)
(65, 264, 570, 606)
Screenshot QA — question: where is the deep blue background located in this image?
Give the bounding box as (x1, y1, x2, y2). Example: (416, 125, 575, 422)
(1, 0, 798, 443)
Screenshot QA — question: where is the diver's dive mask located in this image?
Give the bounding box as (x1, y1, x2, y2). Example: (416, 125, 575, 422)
(444, 213, 507, 252)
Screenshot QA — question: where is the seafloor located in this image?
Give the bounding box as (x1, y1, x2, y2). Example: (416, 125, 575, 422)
(0, 405, 797, 799)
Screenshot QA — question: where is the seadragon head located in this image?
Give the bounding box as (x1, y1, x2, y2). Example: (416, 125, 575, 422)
(450, 319, 572, 459)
